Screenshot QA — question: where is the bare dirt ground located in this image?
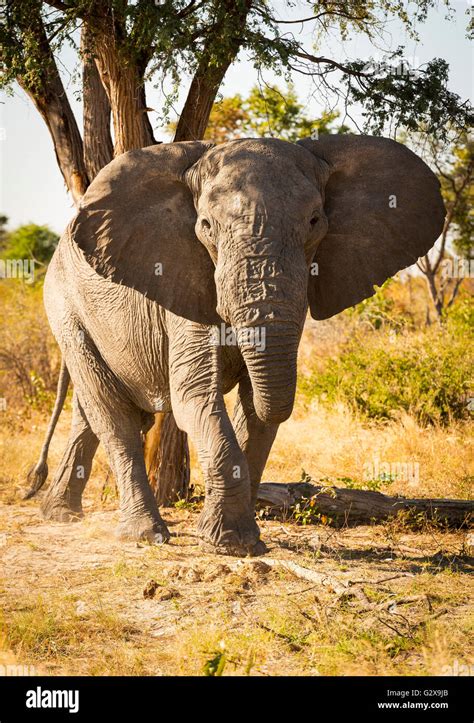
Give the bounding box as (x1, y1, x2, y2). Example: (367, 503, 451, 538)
(1, 393, 473, 677)
(1, 497, 472, 676)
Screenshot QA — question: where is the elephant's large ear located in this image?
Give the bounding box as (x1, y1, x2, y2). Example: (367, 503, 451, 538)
(297, 135, 445, 320)
(69, 140, 220, 325)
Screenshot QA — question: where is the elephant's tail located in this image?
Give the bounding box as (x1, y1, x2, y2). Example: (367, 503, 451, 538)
(24, 359, 70, 499)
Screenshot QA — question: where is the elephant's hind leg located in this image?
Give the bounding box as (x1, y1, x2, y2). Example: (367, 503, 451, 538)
(101, 419, 170, 544)
(41, 392, 99, 522)
(59, 323, 170, 544)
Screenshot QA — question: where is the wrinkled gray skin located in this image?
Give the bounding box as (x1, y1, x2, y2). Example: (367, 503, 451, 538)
(32, 136, 445, 556)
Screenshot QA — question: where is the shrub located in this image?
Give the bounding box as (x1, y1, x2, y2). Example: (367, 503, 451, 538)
(0, 280, 58, 413)
(300, 299, 473, 425)
(0, 224, 59, 266)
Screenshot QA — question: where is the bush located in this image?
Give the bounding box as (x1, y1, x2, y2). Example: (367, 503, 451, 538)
(445, 294, 474, 330)
(0, 280, 58, 414)
(300, 299, 473, 425)
(0, 224, 59, 265)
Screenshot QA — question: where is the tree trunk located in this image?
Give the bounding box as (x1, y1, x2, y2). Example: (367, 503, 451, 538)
(423, 264, 444, 321)
(93, 43, 155, 154)
(144, 413, 190, 506)
(81, 25, 114, 179)
(257, 482, 473, 529)
(174, 57, 234, 141)
(174, 0, 252, 142)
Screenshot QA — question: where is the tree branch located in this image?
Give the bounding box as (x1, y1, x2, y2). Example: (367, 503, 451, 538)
(273, 11, 370, 24)
(293, 50, 374, 78)
(446, 277, 464, 308)
(174, 0, 252, 141)
(14, 1, 88, 204)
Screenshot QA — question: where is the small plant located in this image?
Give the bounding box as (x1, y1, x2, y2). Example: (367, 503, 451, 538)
(174, 497, 202, 512)
(203, 641, 227, 676)
(293, 496, 324, 526)
(299, 468, 313, 485)
(291, 470, 336, 525)
(342, 475, 395, 492)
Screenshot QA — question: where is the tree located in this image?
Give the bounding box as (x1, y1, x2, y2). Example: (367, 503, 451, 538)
(0, 216, 8, 249)
(417, 135, 473, 320)
(0, 223, 59, 265)
(204, 84, 350, 143)
(1, 1, 472, 503)
(0, 0, 256, 200)
(1, 0, 255, 504)
(2, 2, 471, 201)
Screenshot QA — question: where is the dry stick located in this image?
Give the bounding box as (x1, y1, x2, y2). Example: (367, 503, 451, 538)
(349, 573, 415, 585)
(237, 560, 432, 619)
(236, 559, 415, 600)
(376, 616, 408, 638)
(236, 558, 349, 595)
(286, 584, 321, 596)
(235, 560, 451, 640)
(255, 622, 304, 652)
(375, 595, 426, 612)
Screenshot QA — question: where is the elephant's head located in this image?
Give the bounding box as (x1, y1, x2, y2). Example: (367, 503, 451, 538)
(70, 135, 445, 424)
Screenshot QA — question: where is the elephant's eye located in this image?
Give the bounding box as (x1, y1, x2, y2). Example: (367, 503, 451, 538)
(310, 213, 320, 228)
(201, 218, 211, 234)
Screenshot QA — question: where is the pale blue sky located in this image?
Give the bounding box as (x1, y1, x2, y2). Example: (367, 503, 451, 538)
(1, 1, 472, 234)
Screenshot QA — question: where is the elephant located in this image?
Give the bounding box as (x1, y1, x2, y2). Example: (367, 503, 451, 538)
(25, 134, 445, 556)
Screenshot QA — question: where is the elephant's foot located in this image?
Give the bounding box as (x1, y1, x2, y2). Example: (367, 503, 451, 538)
(196, 498, 265, 557)
(116, 513, 170, 545)
(41, 494, 84, 523)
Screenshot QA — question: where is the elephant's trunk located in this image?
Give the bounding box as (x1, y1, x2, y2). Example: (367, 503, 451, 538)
(215, 232, 307, 424)
(238, 323, 301, 424)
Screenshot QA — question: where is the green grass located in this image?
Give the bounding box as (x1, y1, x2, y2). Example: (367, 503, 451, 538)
(300, 306, 473, 425)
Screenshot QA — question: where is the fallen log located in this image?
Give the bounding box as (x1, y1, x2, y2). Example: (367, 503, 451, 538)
(256, 482, 473, 529)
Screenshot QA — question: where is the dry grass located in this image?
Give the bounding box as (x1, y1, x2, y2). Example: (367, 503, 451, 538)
(0, 394, 472, 677)
(266, 402, 473, 500)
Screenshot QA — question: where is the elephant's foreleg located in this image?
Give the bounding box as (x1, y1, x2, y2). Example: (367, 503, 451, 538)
(167, 317, 261, 556)
(41, 392, 99, 522)
(233, 372, 279, 506)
